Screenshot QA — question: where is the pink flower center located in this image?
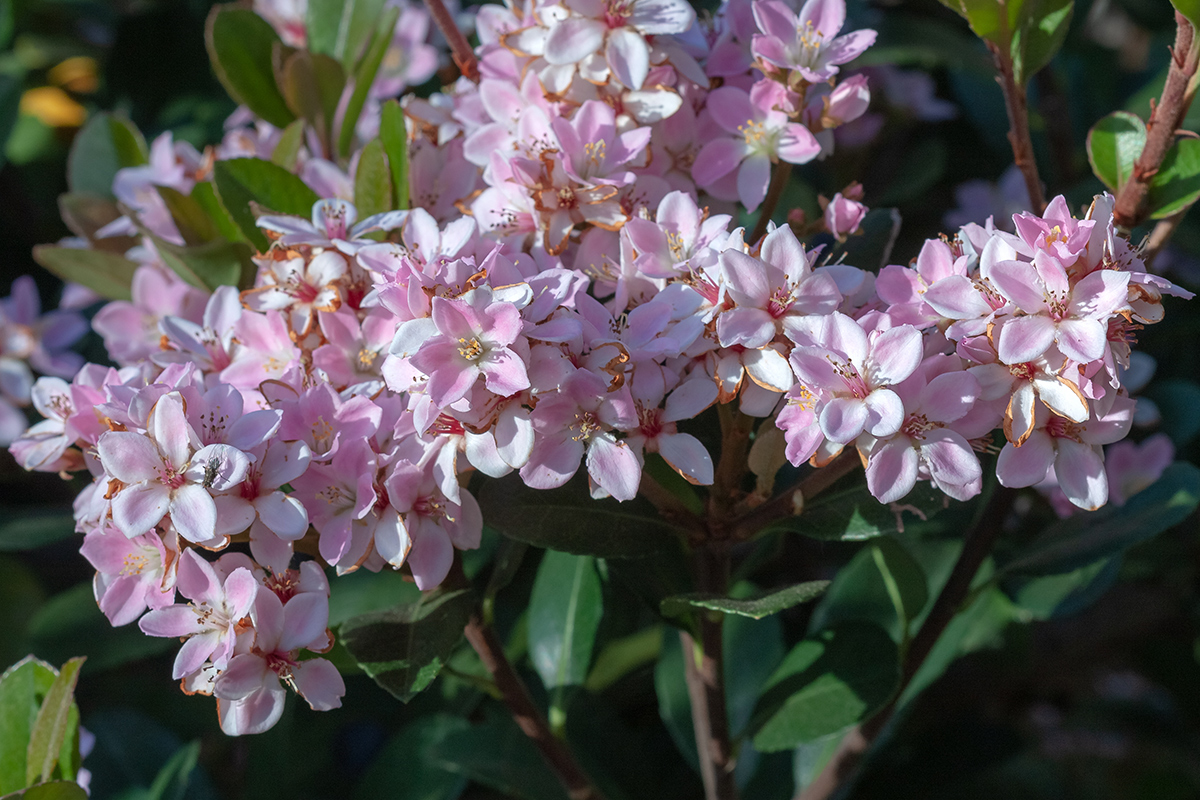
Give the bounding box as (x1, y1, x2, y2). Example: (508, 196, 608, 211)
(1045, 415, 1083, 442)
(266, 651, 299, 678)
(1008, 362, 1035, 381)
(828, 356, 869, 398)
(158, 464, 186, 490)
(766, 283, 797, 318)
(901, 413, 938, 440)
(322, 209, 349, 240)
(638, 406, 665, 439)
(570, 411, 603, 442)
(1042, 290, 1069, 320)
(603, 0, 633, 28)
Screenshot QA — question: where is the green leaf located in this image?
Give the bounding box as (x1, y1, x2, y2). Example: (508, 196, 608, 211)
(67, 113, 147, 198)
(528, 552, 603, 695)
(483, 538, 528, 608)
(204, 6, 296, 129)
(354, 138, 393, 218)
(0, 512, 75, 553)
(0, 780, 88, 800)
(337, 4, 401, 159)
(1144, 380, 1200, 447)
(749, 622, 899, 752)
(156, 187, 221, 245)
(1000, 462, 1200, 576)
(142, 741, 200, 800)
(379, 99, 409, 209)
(327, 567, 422, 628)
(1147, 138, 1200, 219)
(148, 235, 257, 292)
(0, 72, 23, 172)
(1086, 111, 1146, 192)
(0, 656, 56, 794)
(1011, 0, 1073, 85)
(584, 626, 663, 692)
(768, 479, 950, 542)
(1006, 556, 1120, 621)
(56, 194, 132, 252)
(808, 538, 928, 644)
(429, 711, 568, 800)
(339, 587, 474, 702)
(937, 0, 1010, 49)
(353, 715, 468, 800)
(211, 157, 321, 252)
(307, 0, 388, 69)
(1172, 0, 1200, 30)
(189, 182, 249, 245)
(32, 246, 136, 302)
(271, 119, 306, 171)
(660, 581, 830, 621)
(26, 583, 173, 674)
(478, 474, 680, 559)
(277, 49, 345, 156)
(25, 657, 83, 786)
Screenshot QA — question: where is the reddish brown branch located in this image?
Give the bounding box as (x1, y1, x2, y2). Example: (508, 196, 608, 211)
(987, 42, 1046, 215)
(731, 449, 861, 540)
(463, 609, 609, 800)
(1114, 12, 1199, 230)
(750, 162, 794, 246)
(423, 0, 479, 82)
(795, 487, 1017, 800)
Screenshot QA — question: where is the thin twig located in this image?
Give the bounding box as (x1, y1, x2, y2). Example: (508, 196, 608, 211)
(986, 41, 1046, 215)
(639, 473, 707, 541)
(682, 546, 740, 800)
(750, 162, 794, 246)
(1114, 12, 1198, 230)
(708, 404, 756, 529)
(795, 487, 1017, 800)
(463, 608, 609, 800)
(423, 0, 479, 82)
(731, 449, 860, 540)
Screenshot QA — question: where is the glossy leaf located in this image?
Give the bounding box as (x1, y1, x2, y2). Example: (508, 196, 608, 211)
(211, 157, 321, 252)
(204, 6, 295, 129)
(1000, 462, 1200, 576)
(660, 581, 830, 621)
(66, 113, 147, 198)
(337, 4, 401, 159)
(277, 49, 345, 156)
(1011, 0, 1073, 84)
(149, 235, 256, 292)
(585, 626, 663, 692)
(327, 567, 422, 628)
(1172, 0, 1200, 30)
(808, 537, 928, 643)
(379, 99, 409, 209)
(142, 741, 200, 800)
(528, 551, 603, 693)
(25, 657, 83, 786)
(0, 657, 56, 794)
(189, 182, 248, 244)
(478, 474, 680, 559)
(429, 711, 567, 800)
(32, 247, 136, 302)
(271, 119, 306, 171)
(306, 0, 388, 69)
(749, 622, 899, 752)
(0, 781, 88, 800)
(767, 479, 950, 542)
(156, 187, 221, 245)
(339, 587, 474, 702)
(0, 73, 23, 172)
(1147, 138, 1200, 219)
(353, 715, 469, 800)
(1087, 111, 1147, 192)
(354, 138, 393, 219)
(56, 194, 129, 251)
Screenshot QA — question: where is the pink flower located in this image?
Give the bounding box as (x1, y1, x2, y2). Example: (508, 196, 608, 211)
(257, 199, 407, 256)
(1103, 432, 1174, 507)
(693, 87, 822, 211)
(242, 251, 348, 338)
(139, 549, 258, 680)
(382, 460, 483, 589)
(751, 0, 876, 82)
(80, 525, 178, 627)
(215, 584, 343, 736)
(823, 192, 867, 240)
(96, 392, 250, 542)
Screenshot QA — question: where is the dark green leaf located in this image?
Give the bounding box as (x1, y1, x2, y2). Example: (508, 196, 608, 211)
(204, 7, 296, 129)
(143, 741, 200, 800)
(1000, 462, 1200, 576)
(149, 235, 257, 292)
(1145, 380, 1200, 447)
(56, 194, 134, 253)
(353, 715, 468, 800)
(271, 119, 306, 171)
(1172, 0, 1200, 30)
(67, 113, 147, 198)
(429, 711, 567, 800)
(0, 512, 75, 553)
(0, 780, 88, 800)
(26, 583, 173, 674)
(0, 72, 23, 172)
(338, 4, 401, 159)
(25, 657, 83, 786)
(379, 99, 409, 209)
(307, 0, 388, 69)
(484, 537, 527, 610)
(32, 247, 136, 302)
(528, 551, 603, 692)
(277, 49, 345, 156)
(901, 587, 1015, 703)
(1086, 111, 1146, 192)
(808, 538, 928, 643)
(156, 187, 221, 245)
(749, 622, 899, 752)
(584, 626, 662, 692)
(768, 479, 949, 542)
(478, 474, 681, 559)
(0, 657, 56, 794)
(327, 567, 422, 628)
(0, 561, 45, 671)
(1005, 556, 1120, 621)
(211, 157, 321, 251)
(339, 587, 474, 702)
(189, 182, 249, 244)
(1011, 0, 1073, 84)
(354, 138, 393, 218)
(937, 0, 1010, 49)
(660, 581, 830, 621)
(827, 208, 901, 273)
(1147, 138, 1200, 219)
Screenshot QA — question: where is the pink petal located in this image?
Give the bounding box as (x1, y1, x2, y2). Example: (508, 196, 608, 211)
(607, 27, 650, 90)
(629, 0, 695, 33)
(586, 435, 641, 501)
(217, 681, 286, 736)
(776, 123, 821, 164)
(279, 592, 330, 652)
(987, 260, 1046, 314)
(139, 605, 202, 638)
(865, 440, 919, 504)
(921, 371, 981, 424)
(97, 432, 162, 485)
(798, 0, 845, 38)
(705, 87, 759, 134)
(291, 659, 345, 711)
(692, 138, 747, 186)
(169, 483, 219, 543)
(113, 483, 171, 538)
(1054, 318, 1106, 364)
(922, 429, 982, 501)
(996, 431, 1055, 487)
(820, 396, 868, 443)
(744, 347, 794, 392)
(658, 432, 714, 485)
(544, 17, 606, 65)
(409, 524, 453, 590)
(149, 393, 192, 470)
(255, 492, 310, 540)
(738, 154, 772, 213)
(863, 388, 903, 438)
(1033, 376, 1088, 423)
(223, 568, 259, 620)
(923, 275, 992, 320)
(1054, 439, 1108, 510)
(215, 653, 272, 701)
(173, 629, 219, 679)
(996, 315, 1056, 365)
(1069, 268, 1129, 320)
(865, 325, 922, 385)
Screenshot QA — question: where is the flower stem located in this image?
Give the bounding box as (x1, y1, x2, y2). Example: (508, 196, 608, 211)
(422, 0, 479, 82)
(1114, 12, 1199, 231)
(683, 545, 740, 800)
(986, 41, 1046, 215)
(794, 487, 1016, 800)
(731, 449, 860, 540)
(750, 161, 794, 246)
(463, 607, 609, 800)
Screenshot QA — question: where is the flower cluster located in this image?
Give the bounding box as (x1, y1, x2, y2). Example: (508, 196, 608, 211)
(9, 0, 1190, 736)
